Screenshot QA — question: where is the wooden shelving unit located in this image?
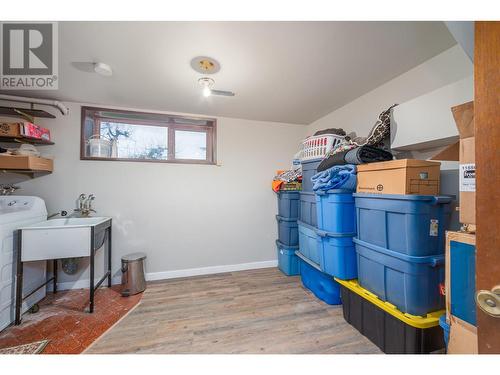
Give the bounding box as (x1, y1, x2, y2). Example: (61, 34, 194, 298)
(0, 135, 54, 146)
(0, 105, 56, 180)
(0, 168, 51, 179)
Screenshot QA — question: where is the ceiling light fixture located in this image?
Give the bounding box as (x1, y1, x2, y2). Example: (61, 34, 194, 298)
(94, 62, 113, 77)
(191, 56, 220, 74)
(198, 77, 215, 97)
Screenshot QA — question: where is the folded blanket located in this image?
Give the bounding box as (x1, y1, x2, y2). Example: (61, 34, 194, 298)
(311, 165, 357, 192)
(318, 145, 392, 172)
(344, 145, 393, 165)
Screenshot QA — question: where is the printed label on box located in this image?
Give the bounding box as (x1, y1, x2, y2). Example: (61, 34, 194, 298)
(429, 219, 439, 237)
(460, 163, 476, 192)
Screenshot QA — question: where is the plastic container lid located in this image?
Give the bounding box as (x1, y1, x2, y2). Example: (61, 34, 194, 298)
(353, 193, 453, 203)
(122, 252, 147, 262)
(353, 238, 445, 265)
(316, 189, 354, 195)
(275, 239, 299, 250)
(335, 278, 443, 328)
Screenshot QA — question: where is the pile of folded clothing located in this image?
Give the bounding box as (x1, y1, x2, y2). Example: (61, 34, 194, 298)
(316, 104, 397, 172)
(317, 144, 393, 172)
(272, 169, 302, 192)
(312, 164, 357, 192)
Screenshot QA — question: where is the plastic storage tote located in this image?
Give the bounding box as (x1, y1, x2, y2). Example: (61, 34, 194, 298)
(297, 252, 341, 305)
(316, 190, 356, 234)
(353, 193, 452, 257)
(276, 215, 298, 246)
(299, 192, 317, 227)
(276, 240, 300, 276)
(297, 220, 320, 265)
(277, 191, 300, 219)
(301, 158, 322, 193)
(336, 278, 444, 354)
(354, 238, 445, 316)
(450, 239, 477, 326)
(316, 229, 357, 279)
(439, 314, 450, 351)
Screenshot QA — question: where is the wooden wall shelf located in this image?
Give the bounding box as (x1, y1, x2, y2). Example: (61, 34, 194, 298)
(0, 136, 54, 145)
(0, 169, 51, 179)
(0, 155, 53, 173)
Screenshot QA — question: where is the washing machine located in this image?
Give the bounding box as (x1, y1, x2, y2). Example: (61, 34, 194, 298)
(0, 196, 48, 332)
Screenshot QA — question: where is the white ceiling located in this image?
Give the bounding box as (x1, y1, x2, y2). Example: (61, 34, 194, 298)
(2, 22, 456, 124)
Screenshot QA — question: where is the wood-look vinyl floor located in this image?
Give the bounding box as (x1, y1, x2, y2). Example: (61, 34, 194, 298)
(86, 268, 381, 354)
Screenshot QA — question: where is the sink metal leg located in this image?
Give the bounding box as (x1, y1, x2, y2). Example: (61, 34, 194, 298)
(53, 259, 57, 294)
(107, 226, 112, 288)
(15, 230, 23, 325)
(89, 227, 95, 313)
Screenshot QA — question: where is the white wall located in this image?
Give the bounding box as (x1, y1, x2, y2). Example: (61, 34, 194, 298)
(307, 45, 473, 138)
(2, 101, 305, 287)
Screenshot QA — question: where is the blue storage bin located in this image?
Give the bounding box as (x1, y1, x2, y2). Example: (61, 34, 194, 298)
(299, 192, 317, 227)
(296, 251, 341, 305)
(353, 193, 452, 257)
(450, 240, 476, 326)
(301, 158, 322, 193)
(277, 191, 300, 219)
(297, 220, 320, 265)
(316, 190, 356, 234)
(276, 240, 300, 276)
(355, 238, 445, 316)
(276, 215, 298, 246)
(316, 229, 357, 280)
(439, 314, 450, 350)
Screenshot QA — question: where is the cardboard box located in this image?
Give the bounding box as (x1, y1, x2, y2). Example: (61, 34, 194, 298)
(0, 122, 22, 137)
(0, 155, 53, 172)
(445, 231, 476, 321)
(448, 315, 478, 354)
(21, 122, 51, 141)
(432, 101, 475, 225)
(280, 182, 302, 191)
(356, 159, 441, 195)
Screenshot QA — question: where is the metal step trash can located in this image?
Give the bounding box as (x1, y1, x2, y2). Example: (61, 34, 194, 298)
(121, 252, 147, 296)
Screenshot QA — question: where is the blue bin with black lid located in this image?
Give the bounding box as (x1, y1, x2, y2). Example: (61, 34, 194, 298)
(315, 189, 356, 234)
(353, 193, 452, 257)
(355, 238, 445, 316)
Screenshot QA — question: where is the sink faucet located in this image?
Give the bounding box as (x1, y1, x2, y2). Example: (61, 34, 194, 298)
(74, 193, 96, 217)
(0, 185, 20, 196)
(48, 210, 68, 219)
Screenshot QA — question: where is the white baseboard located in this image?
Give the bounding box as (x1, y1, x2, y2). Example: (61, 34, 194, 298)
(146, 260, 278, 281)
(55, 260, 278, 290)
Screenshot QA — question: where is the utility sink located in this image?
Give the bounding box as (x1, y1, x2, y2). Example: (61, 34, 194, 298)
(19, 217, 112, 262)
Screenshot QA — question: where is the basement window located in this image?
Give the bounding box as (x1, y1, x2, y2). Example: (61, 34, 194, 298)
(81, 107, 216, 164)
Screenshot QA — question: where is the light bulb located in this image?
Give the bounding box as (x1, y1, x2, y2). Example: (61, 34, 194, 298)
(203, 86, 211, 97)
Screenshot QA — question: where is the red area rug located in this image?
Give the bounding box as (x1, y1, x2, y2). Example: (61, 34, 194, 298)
(0, 286, 142, 354)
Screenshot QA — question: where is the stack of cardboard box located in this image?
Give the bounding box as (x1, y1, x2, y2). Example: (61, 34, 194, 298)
(435, 101, 478, 354)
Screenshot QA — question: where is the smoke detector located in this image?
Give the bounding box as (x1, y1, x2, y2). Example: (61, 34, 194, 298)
(190, 56, 220, 74)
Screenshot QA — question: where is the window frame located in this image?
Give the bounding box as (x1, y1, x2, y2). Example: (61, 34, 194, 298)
(80, 106, 217, 165)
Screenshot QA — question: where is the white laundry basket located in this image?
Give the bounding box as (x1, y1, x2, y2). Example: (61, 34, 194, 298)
(299, 134, 344, 161)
